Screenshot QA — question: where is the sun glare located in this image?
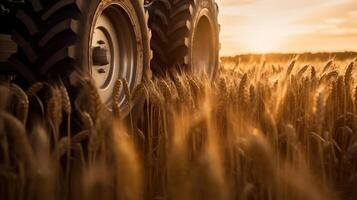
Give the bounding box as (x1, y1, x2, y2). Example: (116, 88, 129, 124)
(219, 0, 357, 55)
(239, 19, 292, 53)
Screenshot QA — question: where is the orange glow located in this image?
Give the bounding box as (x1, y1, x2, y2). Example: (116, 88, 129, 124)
(217, 0, 357, 55)
(237, 19, 292, 53)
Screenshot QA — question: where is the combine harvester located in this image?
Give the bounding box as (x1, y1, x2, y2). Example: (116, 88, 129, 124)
(0, 0, 220, 114)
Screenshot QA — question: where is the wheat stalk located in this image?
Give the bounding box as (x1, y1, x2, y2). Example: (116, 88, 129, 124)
(26, 82, 46, 97)
(286, 60, 296, 76)
(59, 84, 71, 115)
(84, 78, 103, 121)
(112, 79, 123, 118)
(131, 83, 148, 106)
(123, 79, 131, 104)
(322, 60, 334, 73)
(46, 86, 63, 142)
(344, 62, 354, 84)
(297, 65, 309, 79)
(158, 80, 172, 103)
(10, 84, 29, 125)
(58, 83, 71, 198)
(238, 73, 248, 106)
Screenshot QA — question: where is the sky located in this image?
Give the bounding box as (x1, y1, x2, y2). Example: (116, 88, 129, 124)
(216, 0, 357, 55)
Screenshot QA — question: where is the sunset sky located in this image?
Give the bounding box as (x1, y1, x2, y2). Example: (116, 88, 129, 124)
(217, 0, 357, 55)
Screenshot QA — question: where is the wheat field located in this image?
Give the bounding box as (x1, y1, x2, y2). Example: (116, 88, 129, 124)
(1, 57, 357, 200)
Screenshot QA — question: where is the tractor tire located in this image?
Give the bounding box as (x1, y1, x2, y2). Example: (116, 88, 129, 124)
(0, 34, 17, 75)
(0, 34, 16, 63)
(147, 0, 220, 79)
(9, 0, 151, 112)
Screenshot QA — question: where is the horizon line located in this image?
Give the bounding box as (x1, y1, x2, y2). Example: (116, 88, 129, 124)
(221, 51, 357, 57)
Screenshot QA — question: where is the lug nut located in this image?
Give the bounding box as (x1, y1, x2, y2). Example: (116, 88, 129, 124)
(97, 68, 106, 74)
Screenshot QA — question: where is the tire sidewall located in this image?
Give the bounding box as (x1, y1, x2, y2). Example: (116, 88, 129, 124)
(189, 0, 220, 80)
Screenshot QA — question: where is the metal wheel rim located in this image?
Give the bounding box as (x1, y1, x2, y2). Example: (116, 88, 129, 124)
(192, 15, 215, 78)
(90, 5, 138, 107)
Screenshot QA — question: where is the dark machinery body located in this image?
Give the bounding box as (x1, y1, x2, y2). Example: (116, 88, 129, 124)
(0, 0, 23, 73)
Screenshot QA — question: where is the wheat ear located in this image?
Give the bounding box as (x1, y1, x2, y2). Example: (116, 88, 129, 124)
(10, 84, 29, 125)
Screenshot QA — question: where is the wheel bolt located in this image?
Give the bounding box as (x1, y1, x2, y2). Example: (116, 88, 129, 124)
(97, 40, 105, 45)
(97, 68, 106, 74)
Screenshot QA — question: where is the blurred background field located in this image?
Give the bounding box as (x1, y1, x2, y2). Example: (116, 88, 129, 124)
(222, 52, 357, 65)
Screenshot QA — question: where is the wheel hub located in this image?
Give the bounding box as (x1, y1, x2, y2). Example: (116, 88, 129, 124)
(92, 22, 115, 91)
(92, 46, 109, 66)
(90, 5, 138, 107)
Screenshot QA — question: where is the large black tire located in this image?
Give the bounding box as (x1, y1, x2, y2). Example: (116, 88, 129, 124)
(0, 34, 16, 63)
(9, 0, 152, 98)
(147, 0, 220, 78)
